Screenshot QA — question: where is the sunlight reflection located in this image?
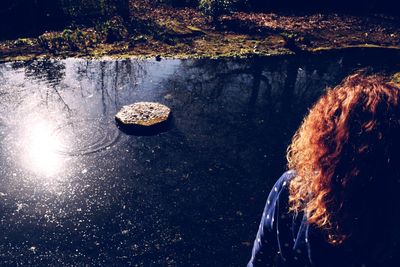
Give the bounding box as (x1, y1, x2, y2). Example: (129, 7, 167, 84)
(22, 119, 64, 177)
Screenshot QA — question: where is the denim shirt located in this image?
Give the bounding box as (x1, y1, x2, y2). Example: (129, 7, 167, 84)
(248, 171, 400, 267)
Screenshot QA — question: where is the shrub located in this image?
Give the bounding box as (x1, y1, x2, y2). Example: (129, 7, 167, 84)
(99, 16, 129, 43)
(155, 0, 199, 7)
(38, 28, 100, 51)
(199, 0, 247, 19)
(60, 0, 130, 23)
(13, 38, 35, 47)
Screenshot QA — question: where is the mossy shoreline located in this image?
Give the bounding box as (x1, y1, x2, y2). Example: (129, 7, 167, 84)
(1, 2, 400, 63)
(3, 45, 400, 64)
(2, 37, 400, 63)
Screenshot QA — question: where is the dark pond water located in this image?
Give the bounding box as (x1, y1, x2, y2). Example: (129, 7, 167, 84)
(0, 50, 399, 266)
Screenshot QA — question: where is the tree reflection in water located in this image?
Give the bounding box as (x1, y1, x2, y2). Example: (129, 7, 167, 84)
(152, 55, 353, 265)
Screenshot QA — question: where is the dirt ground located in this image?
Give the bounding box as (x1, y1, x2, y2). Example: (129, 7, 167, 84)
(1, 1, 400, 62)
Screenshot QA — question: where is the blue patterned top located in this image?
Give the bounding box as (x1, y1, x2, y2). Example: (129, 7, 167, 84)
(248, 171, 400, 267)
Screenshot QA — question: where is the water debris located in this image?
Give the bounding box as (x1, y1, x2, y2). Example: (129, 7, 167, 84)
(16, 203, 28, 212)
(115, 102, 171, 127)
(164, 94, 173, 100)
(121, 229, 130, 235)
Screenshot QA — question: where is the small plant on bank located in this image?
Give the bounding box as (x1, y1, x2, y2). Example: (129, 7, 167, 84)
(38, 16, 129, 52)
(13, 38, 35, 47)
(155, 0, 200, 7)
(128, 35, 148, 48)
(99, 16, 129, 43)
(38, 28, 100, 52)
(199, 0, 247, 23)
(60, 0, 130, 23)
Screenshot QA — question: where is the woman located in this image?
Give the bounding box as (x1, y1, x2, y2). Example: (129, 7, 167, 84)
(248, 74, 400, 267)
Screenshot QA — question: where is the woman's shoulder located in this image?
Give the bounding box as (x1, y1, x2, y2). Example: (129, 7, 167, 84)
(248, 170, 304, 266)
(262, 170, 296, 229)
(267, 170, 296, 203)
(273, 170, 296, 191)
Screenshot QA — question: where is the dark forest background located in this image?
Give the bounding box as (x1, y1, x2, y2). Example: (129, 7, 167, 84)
(0, 0, 396, 40)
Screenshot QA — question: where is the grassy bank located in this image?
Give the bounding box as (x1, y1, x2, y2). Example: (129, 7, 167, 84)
(1, 1, 400, 62)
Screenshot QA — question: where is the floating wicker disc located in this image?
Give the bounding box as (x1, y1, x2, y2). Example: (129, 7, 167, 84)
(115, 102, 171, 127)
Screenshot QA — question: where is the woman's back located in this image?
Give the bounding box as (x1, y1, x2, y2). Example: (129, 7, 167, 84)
(248, 74, 400, 266)
(249, 171, 400, 267)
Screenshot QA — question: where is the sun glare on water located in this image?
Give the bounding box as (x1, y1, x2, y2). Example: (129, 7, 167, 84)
(23, 120, 64, 177)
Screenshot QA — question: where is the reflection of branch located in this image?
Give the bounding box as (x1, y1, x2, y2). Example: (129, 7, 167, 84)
(71, 59, 149, 114)
(211, 69, 269, 83)
(279, 61, 299, 125)
(249, 73, 262, 107)
(46, 86, 50, 106)
(55, 87, 71, 112)
(297, 80, 315, 101)
(114, 61, 119, 109)
(100, 62, 107, 115)
(181, 66, 270, 109)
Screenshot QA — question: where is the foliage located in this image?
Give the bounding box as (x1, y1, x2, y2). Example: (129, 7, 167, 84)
(59, 0, 130, 23)
(199, 0, 247, 19)
(155, 0, 199, 7)
(37, 15, 129, 51)
(99, 16, 129, 43)
(154, 0, 247, 18)
(13, 38, 35, 47)
(38, 28, 100, 52)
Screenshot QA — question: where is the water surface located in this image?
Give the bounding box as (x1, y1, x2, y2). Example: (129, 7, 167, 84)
(0, 50, 399, 266)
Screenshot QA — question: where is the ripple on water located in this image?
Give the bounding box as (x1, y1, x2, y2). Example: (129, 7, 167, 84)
(53, 118, 120, 156)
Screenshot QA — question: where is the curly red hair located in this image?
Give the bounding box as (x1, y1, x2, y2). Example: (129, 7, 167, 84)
(287, 73, 400, 244)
